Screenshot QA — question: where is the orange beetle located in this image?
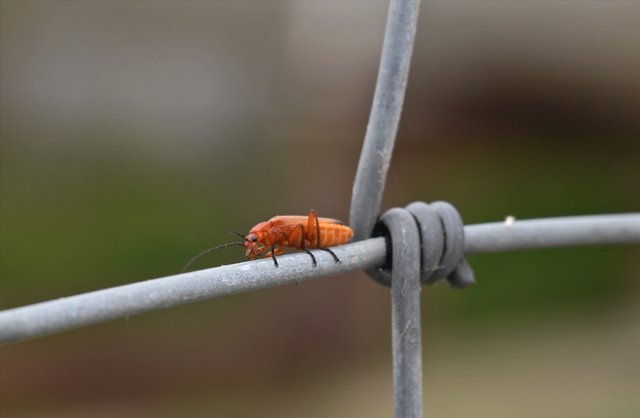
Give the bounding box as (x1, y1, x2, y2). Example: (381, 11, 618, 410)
(182, 209, 353, 271)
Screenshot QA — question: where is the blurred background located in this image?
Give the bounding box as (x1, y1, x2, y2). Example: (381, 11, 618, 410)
(1, 1, 639, 417)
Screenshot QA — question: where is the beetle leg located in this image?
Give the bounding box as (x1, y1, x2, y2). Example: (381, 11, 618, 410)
(269, 243, 279, 267)
(307, 209, 320, 247)
(265, 246, 284, 257)
(295, 223, 317, 267)
(309, 209, 342, 264)
(302, 247, 317, 267)
(318, 247, 341, 264)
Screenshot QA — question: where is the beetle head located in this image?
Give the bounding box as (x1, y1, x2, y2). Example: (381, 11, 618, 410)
(243, 232, 267, 259)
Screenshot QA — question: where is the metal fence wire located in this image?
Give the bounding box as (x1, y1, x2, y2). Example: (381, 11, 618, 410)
(1, 1, 640, 417)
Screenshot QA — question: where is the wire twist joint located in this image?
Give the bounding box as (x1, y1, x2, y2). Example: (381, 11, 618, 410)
(367, 201, 476, 289)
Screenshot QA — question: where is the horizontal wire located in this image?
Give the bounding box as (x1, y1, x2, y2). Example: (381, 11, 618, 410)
(0, 213, 639, 345)
(464, 213, 640, 253)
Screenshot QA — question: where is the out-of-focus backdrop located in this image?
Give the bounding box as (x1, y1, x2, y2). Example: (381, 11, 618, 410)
(1, 1, 639, 417)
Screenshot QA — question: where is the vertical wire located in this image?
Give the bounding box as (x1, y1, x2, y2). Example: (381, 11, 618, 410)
(349, 0, 422, 241)
(382, 209, 423, 418)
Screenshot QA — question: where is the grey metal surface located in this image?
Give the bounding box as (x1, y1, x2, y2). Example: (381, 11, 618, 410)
(367, 201, 475, 288)
(464, 213, 640, 253)
(0, 239, 386, 344)
(349, 0, 421, 241)
(379, 208, 423, 418)
(1, 214, 638, 344)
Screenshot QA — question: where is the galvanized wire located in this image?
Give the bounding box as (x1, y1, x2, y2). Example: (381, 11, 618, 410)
(349, 0, 421, 241)
(345, 2, 423, 414)
(369, 201, 476, 288)
(380, 208, 424, 418)
(464, 213, 640, 253)
(1, 213, 638, 345)
(0, 239, 385, 344)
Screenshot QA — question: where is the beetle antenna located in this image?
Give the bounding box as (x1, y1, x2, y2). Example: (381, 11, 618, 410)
(229, 231, 248, 241)
(180, 242, 244, 273)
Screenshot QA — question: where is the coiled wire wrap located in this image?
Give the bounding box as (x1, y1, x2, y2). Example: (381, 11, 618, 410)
(367, 201, 476, 288)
